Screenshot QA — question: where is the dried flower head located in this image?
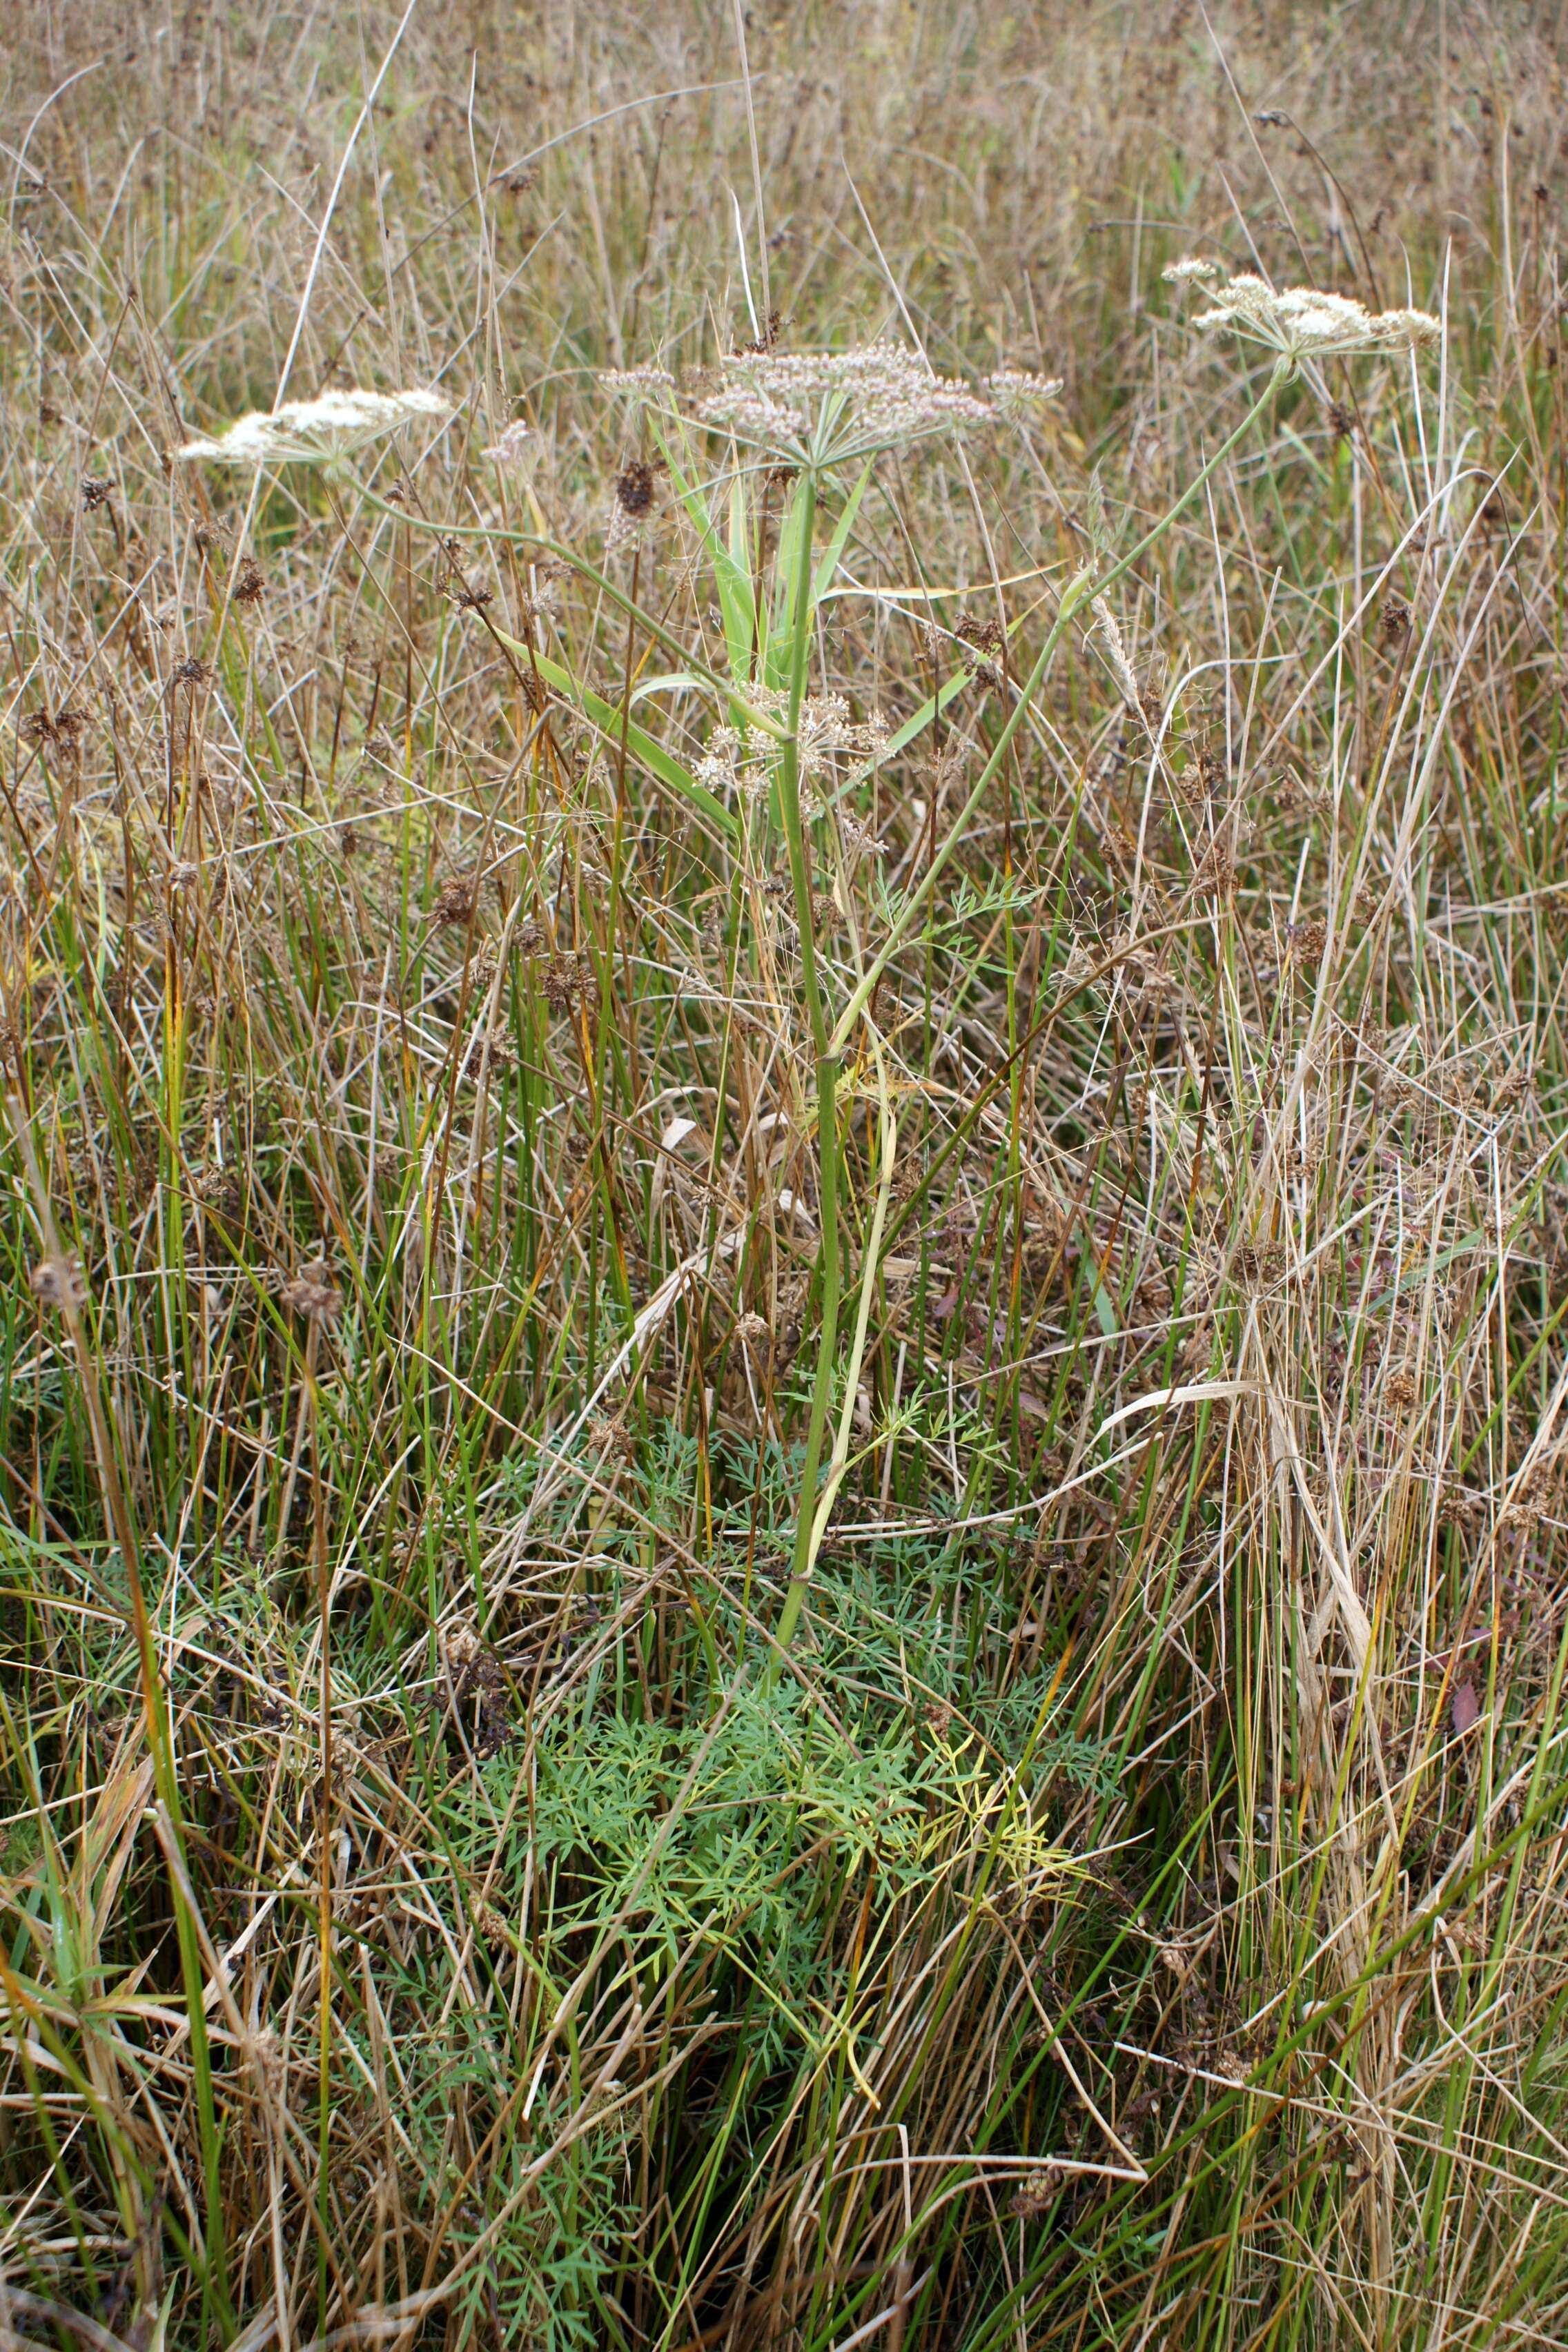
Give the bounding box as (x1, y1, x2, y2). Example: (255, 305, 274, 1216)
(1193, 275, 1442, 364)
(1009, 2165, 1064, 2220)
(81, 476, 112, 510)
(22, 706, 86, 757)
(959, 616, 1008, 663)
(527, 560, 565, 616)
(481, 419, 533, 465)
(1090, 596, 1142, 713)
(434, 871, 481, 927)
(542, 957, 581, 1015)
(840, 812, 888, 860)
(1373, 308, 1446, 350)
(30, 1253, 86, 1313)
(449, 575, 494, 612)
(281, 1261, 342, 1323)
(607, 458, 660, 551)
(614, 460, 657, 518)
(231, 556, 266, 605)
(736, 307, 785, 355)
(177, 387, 453, 467)
(694, 722, 747, 796)
(476, 1901, 512, 1947)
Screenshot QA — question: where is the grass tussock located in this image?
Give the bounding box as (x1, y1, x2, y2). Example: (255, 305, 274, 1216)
(1, 1, 1568, 2344)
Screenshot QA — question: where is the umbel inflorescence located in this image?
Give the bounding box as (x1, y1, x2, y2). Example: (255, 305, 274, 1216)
(696, 689, 889, 818)
(1165, 263, 1442, 364)
(177, 386, 453, 466)
(609, 342, 1060, 464)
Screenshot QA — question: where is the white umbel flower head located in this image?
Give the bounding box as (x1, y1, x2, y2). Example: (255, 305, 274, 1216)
(1371, 307, 1447, 351)
(177, 386, 453, 466)
(985, 368, 1064, 417)
(600, 364, 678, 406)
(1193, 275, 1441, 363)
(1162, 257, 1222, 285)
(693, 341, 998, 464)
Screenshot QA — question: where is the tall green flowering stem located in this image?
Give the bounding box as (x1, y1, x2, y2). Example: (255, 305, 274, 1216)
(767, 363, 1286, 1675)
(767, 464, 841, 1676)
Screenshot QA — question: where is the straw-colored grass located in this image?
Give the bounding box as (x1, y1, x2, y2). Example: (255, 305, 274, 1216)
(2, 3, 1567, 2345)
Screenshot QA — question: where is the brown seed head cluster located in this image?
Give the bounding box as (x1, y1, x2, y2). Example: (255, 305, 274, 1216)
(542, 954, 595, 1015)
(1009, 2165, 1064, 2219)
(615, 459, 656, 516)
(444, 1625, 513, 1757)
(30, 1254, 87, 1313)
(281, 1261, 342, 1323)
(607, 458, 661, 552)
(434, 872, 481, 927)
(21, 707, 86, 756)
(458, 577, 496, 611)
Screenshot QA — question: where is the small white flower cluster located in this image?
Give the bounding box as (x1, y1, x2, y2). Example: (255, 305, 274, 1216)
(695, 693, 888, 816)
(600, 364, 678, 401)
(596, 344, 1059, 462)
(694, 722, 748, 796)
(178, 386, 452, 466)
(747, 685, 888, 785)
(482, 419, 533, 465)
(839, 812, 888, 860)
(1182, 273, 1442, 361)
(797, 689, 889, 783)
(985, 366, 1065, 415)
(694, 343, 1016, 458)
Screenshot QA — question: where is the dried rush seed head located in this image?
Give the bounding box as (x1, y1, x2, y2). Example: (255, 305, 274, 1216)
(281, 1261, 342, 1322)
(614, 460, 657, 518)
(434, 871, 480, 926)
(177, 386, 453, 467)
(30, 1254, 86, 1313)
(607, 457, 661, 551)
